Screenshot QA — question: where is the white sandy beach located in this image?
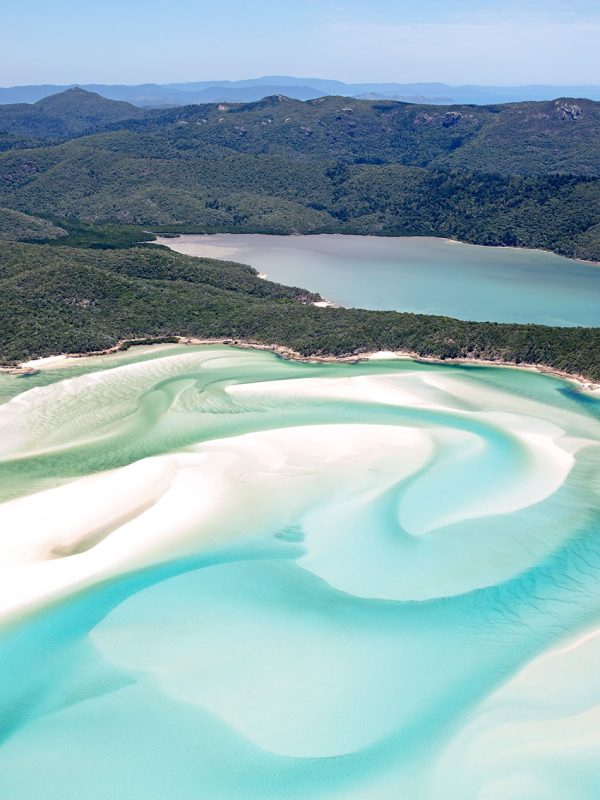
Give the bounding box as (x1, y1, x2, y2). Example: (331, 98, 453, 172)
(0, 423, 431, 620)
(0, 351, 592, 619)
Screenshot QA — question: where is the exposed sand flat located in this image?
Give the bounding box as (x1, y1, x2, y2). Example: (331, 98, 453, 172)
(0, 423, 432, 621)
(0, 349, 228, 458)
(1, 346, 600, 799)
(0, 355, 592, 618)
(367, 350, 409, 360)
(226, 372, 441, 409)
(154, 236, 242, 261)
(430, 626, 600, 800)
(19, 354, 71, 369)
(229, 371, 579, 530)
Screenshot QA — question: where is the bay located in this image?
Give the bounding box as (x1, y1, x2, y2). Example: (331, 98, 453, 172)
(158, 233, 600, 326)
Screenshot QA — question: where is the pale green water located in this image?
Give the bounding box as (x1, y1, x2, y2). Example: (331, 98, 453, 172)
(159, 233, 600, 326)
(0, 345, 599, 799)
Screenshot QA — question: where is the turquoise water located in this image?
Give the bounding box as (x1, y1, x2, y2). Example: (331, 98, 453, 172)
(0, 345, 599, 799)
(159, 233, 600, 326)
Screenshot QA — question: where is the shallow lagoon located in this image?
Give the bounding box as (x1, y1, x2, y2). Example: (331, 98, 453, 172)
(0, 345, 599, 799)
(159, 233, 600, 326)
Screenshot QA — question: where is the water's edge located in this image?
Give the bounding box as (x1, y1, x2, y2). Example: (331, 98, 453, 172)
(3, 336, 598, 391)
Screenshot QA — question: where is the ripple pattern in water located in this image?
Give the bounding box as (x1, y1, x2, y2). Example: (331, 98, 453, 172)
(0, 345, 599, 799)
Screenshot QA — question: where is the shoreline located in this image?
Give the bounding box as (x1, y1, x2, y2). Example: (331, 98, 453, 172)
(2, 336, 598, 392)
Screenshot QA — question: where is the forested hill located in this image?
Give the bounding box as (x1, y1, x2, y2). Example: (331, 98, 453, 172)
(0, 88, 141, 146)
(1, 241, 599, 383)
(2, 89, 600, 260)
(107, 94, 600, 176)
(2, 90, 600, 174)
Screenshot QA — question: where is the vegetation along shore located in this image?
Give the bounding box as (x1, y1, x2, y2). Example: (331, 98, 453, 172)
(1, 240, 598, 384)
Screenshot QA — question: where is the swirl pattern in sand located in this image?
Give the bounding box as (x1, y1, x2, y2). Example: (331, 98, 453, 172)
(0, 345, 599, 799)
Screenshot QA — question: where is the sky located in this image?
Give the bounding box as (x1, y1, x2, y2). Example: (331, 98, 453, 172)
(3, 0, 600, 87)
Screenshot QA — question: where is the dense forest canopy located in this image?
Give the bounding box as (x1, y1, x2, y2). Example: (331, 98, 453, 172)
(1, 90, 600, 259)
(1, 241, 599, 382)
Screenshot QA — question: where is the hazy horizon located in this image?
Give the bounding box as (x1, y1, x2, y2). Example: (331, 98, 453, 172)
(3, 0, 600, 86)
(5, 75, 600, 90)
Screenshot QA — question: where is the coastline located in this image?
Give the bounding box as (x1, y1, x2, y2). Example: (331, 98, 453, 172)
(2, 336, 598, 392)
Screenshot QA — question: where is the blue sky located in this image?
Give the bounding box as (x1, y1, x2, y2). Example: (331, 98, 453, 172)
(3, 0, 600, 86)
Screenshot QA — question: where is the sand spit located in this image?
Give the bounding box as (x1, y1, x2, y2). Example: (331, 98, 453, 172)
(0, 423, 434, 621)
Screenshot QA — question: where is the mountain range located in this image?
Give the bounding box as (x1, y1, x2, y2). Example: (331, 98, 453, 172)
(1, 86, 599, 379)
(3, 76, 600, 107)
(1, 88, 598, 176)
(1, 87, 600, 265)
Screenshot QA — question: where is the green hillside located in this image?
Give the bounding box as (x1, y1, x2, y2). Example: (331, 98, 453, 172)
(0, 89, 598, 381)
(0, 88, 141, 143)
(1, 91, 600, 260)
(1, 241, 598, 382)
(110, 94, 600, 176)
(0, 208, 65, 241)
(2, 145, 600, 260)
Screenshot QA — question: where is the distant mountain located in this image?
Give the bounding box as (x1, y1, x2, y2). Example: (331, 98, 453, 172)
(3, 87, 598, 173)
(3, 77, 600, 107)
(0, 88, 141, 141)
(3, 88, 599, 176)
(34, 87, 138, 121)
(95, 92, 600, 177)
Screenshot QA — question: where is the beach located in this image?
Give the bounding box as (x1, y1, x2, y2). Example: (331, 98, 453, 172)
(1, 344, 599, 798)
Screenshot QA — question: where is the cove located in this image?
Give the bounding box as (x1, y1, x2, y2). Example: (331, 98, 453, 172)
(158, 233, 600, 326)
